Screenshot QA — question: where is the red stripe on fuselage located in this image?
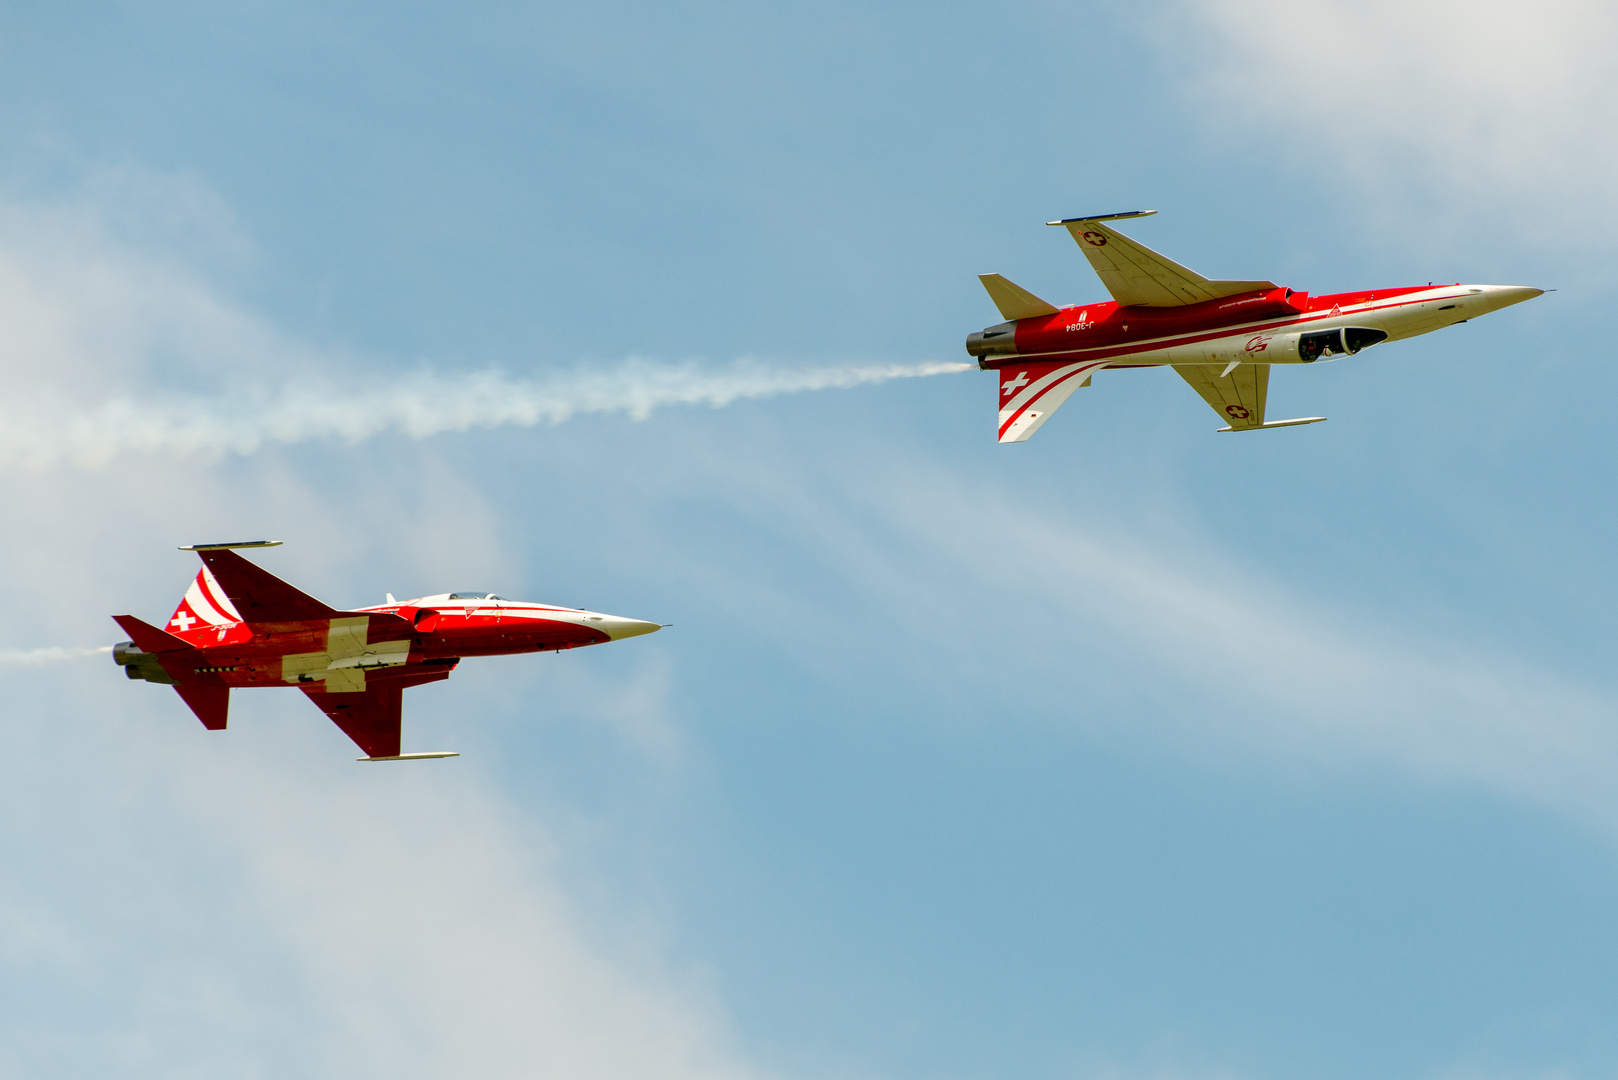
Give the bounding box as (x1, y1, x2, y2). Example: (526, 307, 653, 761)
(984, 288, 1461, 369)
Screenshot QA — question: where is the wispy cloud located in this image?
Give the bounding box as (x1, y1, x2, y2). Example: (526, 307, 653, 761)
(662, 443, 1618, 837)
(0, 173, 969, 470)
(0, 358, 970, 469)
(908, 474, 1618, 832)
(1152, 0, 1618, 249)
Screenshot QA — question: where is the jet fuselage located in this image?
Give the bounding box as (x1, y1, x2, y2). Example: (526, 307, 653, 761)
(119, 592, 659, 693)
(969, 283, 1543, 371)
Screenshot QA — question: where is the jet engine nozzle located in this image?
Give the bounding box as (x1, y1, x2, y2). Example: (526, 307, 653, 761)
(966, 322, 1019, 358)
(113, 641, 178, 684)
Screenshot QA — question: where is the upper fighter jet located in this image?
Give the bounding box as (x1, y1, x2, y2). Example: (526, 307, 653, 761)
(111, 542, 660, 760)
(969, 212, 1542, 441)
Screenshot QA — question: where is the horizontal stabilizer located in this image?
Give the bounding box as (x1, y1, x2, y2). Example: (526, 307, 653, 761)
(997, 360, 1109, 443)
(978, 274, 1061, 321)
(359, 752, 460, 761)
(112, 614, 192, 653)
(1218, 417, 1327, 433)
(175, 685, 229, 730)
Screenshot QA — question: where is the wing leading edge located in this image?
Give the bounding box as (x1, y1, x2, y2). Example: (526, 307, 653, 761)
(1173, 363, 1270, 430)
(197, 548, 414, 642)
(1049, 211, 1275, 308)
(1172, 364, 1327, 432)
(300, 666, 457, 759)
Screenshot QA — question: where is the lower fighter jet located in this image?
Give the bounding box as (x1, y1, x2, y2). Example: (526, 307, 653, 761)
(969, 211, 1543, 441)
(112, 542, 660, 760)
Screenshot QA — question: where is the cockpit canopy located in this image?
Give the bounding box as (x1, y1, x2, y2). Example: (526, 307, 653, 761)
(446, 592, 509, 601)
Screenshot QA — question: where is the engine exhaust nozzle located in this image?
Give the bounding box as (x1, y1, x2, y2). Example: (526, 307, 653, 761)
(966, 322, 1019, 358)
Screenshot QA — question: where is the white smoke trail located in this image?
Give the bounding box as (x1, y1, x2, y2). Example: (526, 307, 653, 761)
(1, 358, 972, 469)
(0, 646, 114, 667)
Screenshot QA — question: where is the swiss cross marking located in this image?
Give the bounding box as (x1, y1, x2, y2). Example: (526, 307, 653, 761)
(1002, 372, 1031, 398)
(170, 610, 197, 632)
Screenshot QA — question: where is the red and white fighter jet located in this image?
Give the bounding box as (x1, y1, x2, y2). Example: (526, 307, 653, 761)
(112, 542, 661, 760)
(969, 211, 1543, 440)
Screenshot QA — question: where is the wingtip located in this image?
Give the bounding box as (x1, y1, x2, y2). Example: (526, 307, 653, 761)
(358, 752, 461, 762)
(179, 540, 284, 551)
(1046, 210, 1157, 226)
(1217, 417, 1328, 433)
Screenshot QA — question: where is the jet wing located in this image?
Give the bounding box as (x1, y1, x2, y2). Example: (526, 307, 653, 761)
(1174, 363, 1271, 430)
(299, 667, 452, 759)
(1173, 363, 1329, 432)
(198, 548, 340, 623)
(197, 548, 413, 638)
(1050, 211, 1275, 308)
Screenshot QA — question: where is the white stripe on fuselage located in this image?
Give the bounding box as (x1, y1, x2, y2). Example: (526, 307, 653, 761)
(1002, 287, 1479, 367)
(353, 599, 606, 627)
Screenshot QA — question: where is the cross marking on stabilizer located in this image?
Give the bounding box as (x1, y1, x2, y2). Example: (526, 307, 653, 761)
(170, 610, 197, 632)
(1002, 372, 1031, 397)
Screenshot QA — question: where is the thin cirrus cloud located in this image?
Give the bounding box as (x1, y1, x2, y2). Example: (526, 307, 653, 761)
(936, 486, 1618, 834)
(711, 449, 1618, 838)
(1154, 0, 1618, 247)
(0, 667, 773, 1080)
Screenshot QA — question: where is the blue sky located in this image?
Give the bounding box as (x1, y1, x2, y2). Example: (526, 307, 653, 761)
(1, 2, 1616, 1077)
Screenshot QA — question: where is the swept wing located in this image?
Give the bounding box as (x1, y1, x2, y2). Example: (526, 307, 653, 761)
(1173, 363, 1326, 432)
(299, 668, 455, 760)
(1049, 211, 1275, 308)
(198, 548, 414, 640)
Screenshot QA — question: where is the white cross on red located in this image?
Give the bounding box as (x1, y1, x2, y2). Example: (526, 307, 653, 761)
(1002, 371, 1031, 398)
(170, 610, 197, 632)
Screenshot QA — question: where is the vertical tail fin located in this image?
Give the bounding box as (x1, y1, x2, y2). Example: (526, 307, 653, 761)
(166, 564, 249, 646)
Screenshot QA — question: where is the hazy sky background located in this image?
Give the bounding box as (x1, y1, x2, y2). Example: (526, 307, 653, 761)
(1, 2, 1615, 1077)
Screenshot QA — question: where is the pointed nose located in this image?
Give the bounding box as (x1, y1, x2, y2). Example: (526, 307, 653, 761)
(1479, 285, 1544, 312)
(597, 616, 662, 641)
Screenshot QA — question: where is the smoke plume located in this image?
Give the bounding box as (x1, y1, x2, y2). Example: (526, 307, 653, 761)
(1, 358, 972, 469)
(0, 646, 114, 667)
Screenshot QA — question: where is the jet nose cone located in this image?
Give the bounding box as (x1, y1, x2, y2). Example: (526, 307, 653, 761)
(597, 616, 662, 641)
(1481, 285, 1544, 311)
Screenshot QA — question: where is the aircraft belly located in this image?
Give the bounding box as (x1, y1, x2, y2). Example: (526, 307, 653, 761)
(437, 617, 612, 654)
(1382, 306, 1448, 340)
